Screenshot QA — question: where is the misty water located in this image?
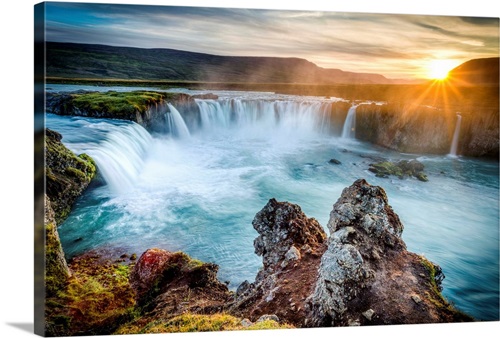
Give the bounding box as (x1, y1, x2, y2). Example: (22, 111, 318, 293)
(46, 86, 499, 321)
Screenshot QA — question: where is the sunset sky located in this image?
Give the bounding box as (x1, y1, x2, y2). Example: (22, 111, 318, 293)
(44, 2, 499, 80)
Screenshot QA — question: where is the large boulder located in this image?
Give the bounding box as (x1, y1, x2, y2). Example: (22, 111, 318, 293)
(231, 198, 327, 326)
(129, 248, 232, 319)
(306, 179, 472, 326)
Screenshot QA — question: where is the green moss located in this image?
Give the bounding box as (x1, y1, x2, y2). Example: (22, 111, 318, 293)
(45, 130, 97, 224)
(45, 256, 136, 336)
(115, 313, 293, 335)
(369, 160, 428, 181)
(247, 319, 293, 330)
(370, 161, 404, 178)
(71, 91, 169, 117)
(45, 222, 70, 296)
(420, 257, 474, 321)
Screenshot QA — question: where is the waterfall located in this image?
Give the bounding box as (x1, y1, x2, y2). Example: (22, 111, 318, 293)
(194, 98, 334, 135)
(196, 100, 231, 130)
(166, 103, 191, 139)
(449, 113, 462, 156)
(341, 105, 358, 139)
(46, 114, 153, 195)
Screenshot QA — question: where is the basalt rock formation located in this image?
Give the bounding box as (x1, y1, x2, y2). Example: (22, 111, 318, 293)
(305, 179, 472, 326)
(231, 181, 471, 327)
(230, 198, 328, 327)
(356, 103, 499, 158)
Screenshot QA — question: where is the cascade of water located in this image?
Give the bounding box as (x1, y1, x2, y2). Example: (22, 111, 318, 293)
(166, 103, 191, 139)
(341, 105, 358, 139)
(89, 125, 153, 194)
(449, 113, 462, 156)
(195, 98, 334, 135)
(46, 114, 153, 195)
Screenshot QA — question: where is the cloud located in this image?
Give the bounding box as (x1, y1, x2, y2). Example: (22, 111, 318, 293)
(44, 3, 499, 79)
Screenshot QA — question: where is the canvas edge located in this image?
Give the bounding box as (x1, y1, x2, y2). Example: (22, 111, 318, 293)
(34, 2, 46, 336)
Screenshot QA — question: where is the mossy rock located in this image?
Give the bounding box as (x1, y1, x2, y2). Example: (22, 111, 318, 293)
(369, 159, 428, 182)
(419, 257, 474, 321)
(45, 128, 97, 224)
(45, 216, 71, 297)
(71, 90, 167, 116)
(45, 253, 137, 336)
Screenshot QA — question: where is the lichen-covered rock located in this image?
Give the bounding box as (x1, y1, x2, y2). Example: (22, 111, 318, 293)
(45, 128, 97, 224)
(253, 198, 326, 271)
(44, 129, 96, 298)
(231, 199, 327, 327)
(307, 179, 472, 326)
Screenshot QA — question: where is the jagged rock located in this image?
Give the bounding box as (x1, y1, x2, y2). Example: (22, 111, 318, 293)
(44, 129, 96, 298)
(230, 198, 327, 327)
(45, 128, 97, 224)
(129, 248, 178, 302)
(253, 198, 326, 271)
(281, 246, 301, 268)
(44, 196, 71, 296)
(129, 248, 232, 319)
(306, 179, 473, 326)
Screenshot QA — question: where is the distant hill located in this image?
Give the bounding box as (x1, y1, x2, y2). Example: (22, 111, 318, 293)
(447, 57, 499, 86)
(46, 42, 399, 85)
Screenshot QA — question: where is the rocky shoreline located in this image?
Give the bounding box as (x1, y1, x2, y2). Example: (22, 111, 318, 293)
(43, 129, 472, 336)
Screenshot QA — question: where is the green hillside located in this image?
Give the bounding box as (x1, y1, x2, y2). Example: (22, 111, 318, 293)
(46, 42, 396, 84)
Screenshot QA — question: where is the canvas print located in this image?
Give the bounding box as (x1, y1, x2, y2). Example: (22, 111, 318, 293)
(34, 1, 499, 336)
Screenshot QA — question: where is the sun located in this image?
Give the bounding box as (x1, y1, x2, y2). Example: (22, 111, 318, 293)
(426, 59, 457, 80)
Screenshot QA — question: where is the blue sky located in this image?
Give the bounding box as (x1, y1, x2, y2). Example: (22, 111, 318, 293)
(43, 1, 499, 79)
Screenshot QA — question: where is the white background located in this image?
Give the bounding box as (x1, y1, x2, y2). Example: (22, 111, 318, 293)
(1, 1, 498, 337)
